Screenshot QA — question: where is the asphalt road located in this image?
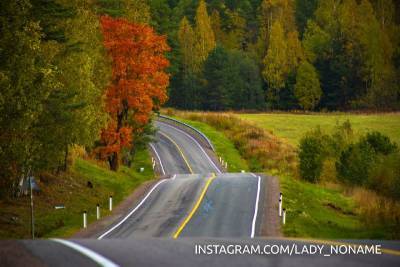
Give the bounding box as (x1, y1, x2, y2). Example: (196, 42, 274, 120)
(96, 120, 261, 239)
(2, 118, 399, 266)
(18, 238, 400, 267)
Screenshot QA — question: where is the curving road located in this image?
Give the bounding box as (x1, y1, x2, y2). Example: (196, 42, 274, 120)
(2, 118, 400, 267)
(96, 120, 262, 239)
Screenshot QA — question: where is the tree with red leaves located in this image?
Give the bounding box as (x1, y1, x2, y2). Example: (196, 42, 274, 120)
(99, 16, 170, 171)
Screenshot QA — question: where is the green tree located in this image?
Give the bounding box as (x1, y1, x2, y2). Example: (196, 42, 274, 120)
(202, 47, 264, 110)
(294, 61, 322, 110)
(0, 0, 57, 195)
(295, 0, 319, 36)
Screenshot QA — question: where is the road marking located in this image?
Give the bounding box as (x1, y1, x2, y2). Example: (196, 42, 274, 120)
(98, 179, 168, 239)
(52, 239, 119, 267)
(159, 122, 222, 174)
(278, 237, 400, 256)
(159, 131, 194, 174)
(251, 175, 261, 238)
(149, 143, 165, 175)
(173, 173, 216, 239)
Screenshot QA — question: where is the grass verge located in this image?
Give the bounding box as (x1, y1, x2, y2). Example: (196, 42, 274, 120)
(0, 148, 154, 239)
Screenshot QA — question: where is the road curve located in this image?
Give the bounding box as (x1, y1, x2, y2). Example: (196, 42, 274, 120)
(97, 120, 261, 239)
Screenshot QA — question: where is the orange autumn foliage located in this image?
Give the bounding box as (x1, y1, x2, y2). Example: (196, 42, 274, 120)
(98, 16, 170, 170)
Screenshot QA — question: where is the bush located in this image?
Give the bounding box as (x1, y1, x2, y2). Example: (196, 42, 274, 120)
(299, 135, 325, 182)
(363, 131, 397, 155)
(336, 142, 376, 185)
(368, 152, 400, 200)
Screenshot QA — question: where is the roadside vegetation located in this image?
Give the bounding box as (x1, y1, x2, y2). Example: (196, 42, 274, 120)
(167, 109, 400, 239)
(0, 148, 154, 239)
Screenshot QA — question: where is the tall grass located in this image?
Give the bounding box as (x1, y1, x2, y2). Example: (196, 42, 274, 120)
(350, 187, 400, 238)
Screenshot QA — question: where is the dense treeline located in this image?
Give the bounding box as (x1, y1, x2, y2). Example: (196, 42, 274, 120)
(150, 0, 400, 110)
(0, 0, 166, 196)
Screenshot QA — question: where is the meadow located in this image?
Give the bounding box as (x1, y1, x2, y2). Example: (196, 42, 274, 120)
(238, 113, 400, 146)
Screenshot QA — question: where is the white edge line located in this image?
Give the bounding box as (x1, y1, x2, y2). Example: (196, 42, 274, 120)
(149, 143, 166, 175)
(250, 175, 261, 238)
(52, 239, 119, 267)
(159, 122, 222, 174)
(250, 173, 257, 178)
(98, 179, 167, 239)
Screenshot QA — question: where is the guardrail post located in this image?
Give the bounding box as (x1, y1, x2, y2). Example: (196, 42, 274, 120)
(96, 204, 100, 220)
(279, 192, 283, 217)
(109, 195, 113, 211)
(224, 162, 228, 169)
(83, 211, 87, 228)
(282, 209, 286, 224)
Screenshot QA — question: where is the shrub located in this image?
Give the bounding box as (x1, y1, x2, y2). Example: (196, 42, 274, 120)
(362, 131, 397, 155)
(336, 141, 376, 185)
(298, 135, 325, 182)
(368, 152, 400, 200)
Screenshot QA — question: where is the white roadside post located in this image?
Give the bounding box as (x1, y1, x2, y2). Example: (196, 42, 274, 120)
(83, 211, 87, 228)
(225, 162, 228, 169)
(109, 196, 113, 211)
(279, 192, 283, 217)
(96, 204, 100, 220)
(219, 157, 222, 163)
(282, 209, 286, 224)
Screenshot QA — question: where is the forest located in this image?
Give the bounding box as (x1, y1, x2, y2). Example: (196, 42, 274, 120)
(160, 0, 400, 111)
(1, 0, 399, 196)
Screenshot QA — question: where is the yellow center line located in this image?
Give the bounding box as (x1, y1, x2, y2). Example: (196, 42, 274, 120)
(159, 132, 193, 174)
(278, 237, 400, 256)
(173, 173, 216, 239)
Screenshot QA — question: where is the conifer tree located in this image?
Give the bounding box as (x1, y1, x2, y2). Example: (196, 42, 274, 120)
(194, 0, 215, 71)
(178, 17, 196, 74)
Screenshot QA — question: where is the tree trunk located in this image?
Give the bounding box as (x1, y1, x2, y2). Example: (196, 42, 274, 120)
(109, 152, 119, 171)
(63, 145, 68, 172)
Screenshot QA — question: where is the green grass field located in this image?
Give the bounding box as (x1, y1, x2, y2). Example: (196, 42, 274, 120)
(0, 149, 154, 239)
(238, 113, 400, 146)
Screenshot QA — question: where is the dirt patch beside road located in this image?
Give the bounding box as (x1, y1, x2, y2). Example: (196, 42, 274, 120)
(260, 175, 282, 237)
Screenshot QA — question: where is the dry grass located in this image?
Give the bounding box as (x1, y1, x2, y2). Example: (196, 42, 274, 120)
(350, 187, 400, 237)
(165, 109, 296, 173)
